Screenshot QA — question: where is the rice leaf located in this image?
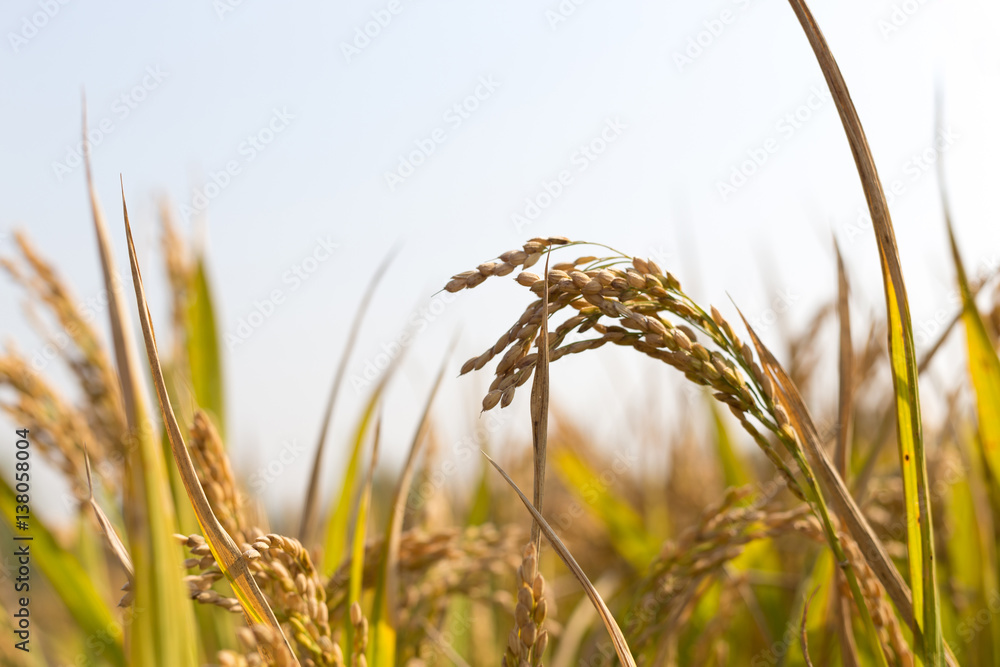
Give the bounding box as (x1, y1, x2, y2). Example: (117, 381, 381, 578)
(185, 256, 225, 437)
(709, 401, 753, 490)
(783, 2, 942, 660)
(320, 364, 396, 575)
(834, 240, 854, 478)
(484, 453, 637, 667)
(299, 249, 397, 544)
(369, 348, 451, 667)
(346, 415, 380, 654)
(551, 448, 657, 569)
(945, 445, 999, 661)
(84, 122, 199, 664)
(120, 187, 297, 665)
(83, 450, 134, 582)
(946, 219, 1000, 496)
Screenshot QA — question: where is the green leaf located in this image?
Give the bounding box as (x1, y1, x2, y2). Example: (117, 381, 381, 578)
(947, 221, 1000, 498)
(0, 475, 124, 666)
(551, 448, 658, 569)
(782, 2, 942, 660)
(185, 257, 225, 438)
(321, 382, 385, 575)
(709, 401, 752, 490)
(122, 188, 295, 664)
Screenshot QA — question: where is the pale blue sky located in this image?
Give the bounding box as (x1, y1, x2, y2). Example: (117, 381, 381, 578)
(2, 0, 998, 517)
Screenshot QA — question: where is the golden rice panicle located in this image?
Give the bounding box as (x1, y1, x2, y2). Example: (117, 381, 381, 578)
(838, 531, 912, 666)
(1, 231, 129, 466)
(189, 409, 247, 542)
(444, 237, 569, 293)
(459, 242, 761, 421)
(502, 542, 548, 667)
(629, 488, 816, 649)
(245, 531, 333, 664)
(0, 352, 110, 496)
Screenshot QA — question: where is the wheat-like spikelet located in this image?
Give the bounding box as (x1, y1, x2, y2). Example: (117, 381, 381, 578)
(179, 528, 336, 665)
(449, 243, 769, 424)
(837, 530, 912, 666)
(2, 231, 129, 463)
(0, 352, 107, 496)
(627, 486, 818, 651)
(502, 542, 548, 667)
(244, 531, 335, 666)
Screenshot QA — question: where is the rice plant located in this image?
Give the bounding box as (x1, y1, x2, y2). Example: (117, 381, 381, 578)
(2, 1, 999, 665)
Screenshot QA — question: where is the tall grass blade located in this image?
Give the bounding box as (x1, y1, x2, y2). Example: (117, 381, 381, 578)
(834, 240, 854, 478)
(320, 359, 399, 575)
(833, 240, 860, 667)
(484, 453, 637, 667)
(121, 187, 297, 665)
(346, 416, 381, 653)
(369, 347, 451, 667)
(945, 216, 1000, 495)
(185, 257, 225, 437)
(83, 115, 198, 664)
(299, 249, 397, 544)
(83, 450, 134, 582)
(783, 2, 942, 661)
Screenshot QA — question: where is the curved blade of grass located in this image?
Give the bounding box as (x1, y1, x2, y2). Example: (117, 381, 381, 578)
(946, 217, 1000, 493)
(945, 444, 999, 661)
(484, 453, 637, 667)
(345, 415, 381, 653)
(832, 241, 861, 667)
(121, 187, 297, 665)
(185, 256, 225, 437)
(369, 346, 451, 667)
(83, 116, 198, 665)
(0, 474, 125, 666)
(834, 240, 854, 479)
(299, 248, 398, 545)
(320, 355, 400, 575)
(83, 450, 134, 581)
(783, 2, 942, 661)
